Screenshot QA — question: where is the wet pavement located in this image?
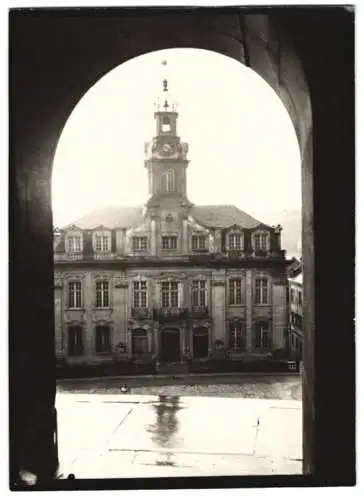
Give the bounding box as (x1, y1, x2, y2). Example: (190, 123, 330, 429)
(56, 379, 302, 478)
(57, 374, 302, 400)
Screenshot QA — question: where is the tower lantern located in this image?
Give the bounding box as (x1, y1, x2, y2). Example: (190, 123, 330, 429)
(144, 60, 190, 204)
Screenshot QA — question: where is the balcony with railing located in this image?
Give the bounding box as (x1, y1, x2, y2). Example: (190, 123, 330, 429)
(54, 252, 83, 261)
(131, 307, 153, 319)
(154, 307, 187, 321)
(189, 306, 209, 318)
(93, 252, 115, 260)
(226, 250, 244, 259)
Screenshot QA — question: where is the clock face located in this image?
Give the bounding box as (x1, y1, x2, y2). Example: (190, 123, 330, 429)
(160, 143, 174, 155)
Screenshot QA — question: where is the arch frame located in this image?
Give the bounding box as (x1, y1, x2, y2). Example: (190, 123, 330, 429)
(10, 7, 355, 488)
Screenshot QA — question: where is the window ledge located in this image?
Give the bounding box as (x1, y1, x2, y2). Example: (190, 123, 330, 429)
(65, 308, 85, 312)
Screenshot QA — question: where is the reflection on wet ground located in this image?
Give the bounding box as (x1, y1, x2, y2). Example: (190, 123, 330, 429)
(146, 395, 185, 467)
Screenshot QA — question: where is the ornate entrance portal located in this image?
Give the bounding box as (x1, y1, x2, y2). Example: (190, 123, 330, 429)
(160, 328, 181, 362)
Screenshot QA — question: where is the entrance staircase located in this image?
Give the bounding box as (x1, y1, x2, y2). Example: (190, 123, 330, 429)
(157, 362, 189, 375)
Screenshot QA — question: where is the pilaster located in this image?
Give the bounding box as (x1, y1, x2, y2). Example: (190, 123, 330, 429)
(245, 269, 253, 352)
(211, 271, 226, 347)
(272, 273, 288, 350)
(151, 218, 157, 256)
(182, 217, 188, 253)
(83, 272, 94, 356)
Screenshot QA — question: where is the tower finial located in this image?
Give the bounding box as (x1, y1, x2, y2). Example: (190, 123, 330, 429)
(162, 60, 168, 92)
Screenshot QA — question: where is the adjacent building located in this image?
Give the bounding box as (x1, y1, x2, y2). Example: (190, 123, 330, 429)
(53, 73, 293, 370)
(288, 267, 303, 360)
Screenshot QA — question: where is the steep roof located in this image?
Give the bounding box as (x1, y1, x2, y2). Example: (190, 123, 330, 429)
(191, 205, 263, 229)
(63, 206, 144, 230)
(61, 204, 266, 230)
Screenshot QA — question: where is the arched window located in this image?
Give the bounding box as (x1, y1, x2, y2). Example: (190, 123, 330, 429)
(165, 169, 176, 192)
(162, 116, 171, 132)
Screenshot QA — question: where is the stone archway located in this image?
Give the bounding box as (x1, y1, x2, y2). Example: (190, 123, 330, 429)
(11, 8, 354, 485)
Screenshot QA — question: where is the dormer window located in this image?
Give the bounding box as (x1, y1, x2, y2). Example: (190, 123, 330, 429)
(132, 236, 148, 252)
(254, 233, 268, 251)
(228, 233, 242, 251)
(67, 235, 81, 253)
(162, 236, 178, 250)
(95, 235, 109, 253)
(93, 231, 111, 254)
(192, 234, 207, 251)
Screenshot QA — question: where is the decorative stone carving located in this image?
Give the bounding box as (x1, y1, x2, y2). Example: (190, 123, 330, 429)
(114, 341, 128, 354)
(211, 280, 226, 287)
(54, 274, 63, 289)
(64, 273, 85, 281)
(92, 309, 113, 323)
(155, 272, 187, 281)
(113, 277, 129, 289)
(64, 310, 85, 323)
(190, 320, 211, 329)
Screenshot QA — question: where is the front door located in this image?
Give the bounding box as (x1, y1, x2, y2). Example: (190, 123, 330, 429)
(160, 328, 180, 362)
(193, 327, 209, 358)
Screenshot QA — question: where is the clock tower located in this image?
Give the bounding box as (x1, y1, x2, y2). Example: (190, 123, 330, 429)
(144, 62, 190, 209)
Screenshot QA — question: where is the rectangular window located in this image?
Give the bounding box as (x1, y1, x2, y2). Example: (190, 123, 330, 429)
(132, 236, 148, 251)
(162, 236, 178, 250)
(192, 235, 207, 250)
(228, 234, 242, 250)
(133, 281, 147, 308)
(192, 280, 207, 307)
(254, 233, 268, 251)
(68, 325, 83, 356)
(255, 323, 270, 349)
(95, 324, 111, 354)
(96, 280, 109, 308)
(298, 290, 303, 306)
(228, 278, 242, 305)
(68, 281, 82, 308)
(290, 288, 295, 303)
(229, 323, 245, 351)
(68, 236, 81, 253)
(95, 235, 109, 252)
(161, 281, 179, 308)
(255, 278, 269, 305)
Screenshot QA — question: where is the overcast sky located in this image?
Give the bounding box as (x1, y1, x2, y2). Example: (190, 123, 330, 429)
(52, 48, 301, 228)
